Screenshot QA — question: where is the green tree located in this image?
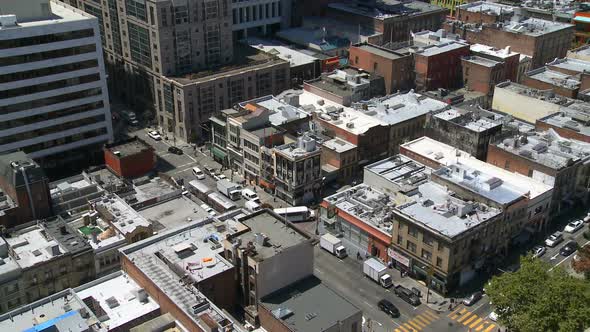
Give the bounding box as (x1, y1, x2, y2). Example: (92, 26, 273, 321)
(486, 256, 590, 332)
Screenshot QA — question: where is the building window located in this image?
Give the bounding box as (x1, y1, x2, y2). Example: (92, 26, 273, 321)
(436, 257, 443, 268)
(408, 226, 418, 238)
(528, 169, 533, 177)
(421, 249, 432, 261)
(504, 160, 510, 169)
(423, 234, 433, 246)
(373, 62, 378, 71)
(397, 235, 403, 245)
(355, 56, 359, 64)
(126, 0, 147, 21)
(406, 241, 416, 253)
(128, 22, 152, 67)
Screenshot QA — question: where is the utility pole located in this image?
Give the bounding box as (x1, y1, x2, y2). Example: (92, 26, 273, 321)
(426, 265, 434, 304)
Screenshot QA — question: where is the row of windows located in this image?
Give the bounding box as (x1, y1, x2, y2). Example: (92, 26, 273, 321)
(0, 74, 101, 100)
(0, 114, 106, 146)
(126, 0, 147, 21)
(0, 44, 96, 67)
(0, 29, 94, 50)
(0, 60, 98, 84)
(232, 2, 281, 25)
(0, 87, 103, 114)
(24, 127, 108, 154)
(128, 22, 152, 67)
(0, 101, 104, 131)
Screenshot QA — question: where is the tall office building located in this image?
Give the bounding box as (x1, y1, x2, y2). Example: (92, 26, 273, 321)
(63, 0, 290, 142)
(0, 0, 114, 166)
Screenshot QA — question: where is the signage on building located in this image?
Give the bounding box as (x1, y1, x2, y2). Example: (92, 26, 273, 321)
(388, 248, 410, 267)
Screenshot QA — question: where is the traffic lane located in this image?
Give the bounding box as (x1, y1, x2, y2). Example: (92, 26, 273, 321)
(314, 247, 426, 330)
(541, 226, 588, 265)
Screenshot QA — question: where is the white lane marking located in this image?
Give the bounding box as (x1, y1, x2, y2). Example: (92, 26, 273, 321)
(159, 139, 197, 163)
(549, 239, 590, 271)
(550, 253, 559, 260)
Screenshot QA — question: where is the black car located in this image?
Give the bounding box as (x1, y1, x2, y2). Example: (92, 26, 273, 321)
(394, 285, 421, 306)
(168, 146, 183, 155)
(560, 241, 578, 256)
(378, 299, 400, 318)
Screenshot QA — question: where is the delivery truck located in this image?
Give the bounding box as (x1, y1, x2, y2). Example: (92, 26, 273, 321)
(216, 179, 241, 200)
(363, 258, 393, 288)
(320, 234, 347, 258)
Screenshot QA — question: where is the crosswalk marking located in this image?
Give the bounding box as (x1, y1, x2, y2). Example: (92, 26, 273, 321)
(396, 325, 410, 332)
(407, 320, 422, 330)
(403, 323, 418, 332)
(469, 317, 483, 328)
(423, 311, 438, 320)
(484, 324, 497, 332)
(448, 307, 465, 318)
(457, 312, 473, 323)
(415, 314, 432, 325)
(463, 314, 478, 325)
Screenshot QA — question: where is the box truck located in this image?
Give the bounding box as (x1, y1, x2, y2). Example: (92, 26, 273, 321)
(363, 258, 393, 288)
(320, 234, 347, 258)
(216, 179, 241, 200)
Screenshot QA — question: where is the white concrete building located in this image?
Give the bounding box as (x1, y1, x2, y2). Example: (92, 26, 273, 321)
(0, 0, 113, 162)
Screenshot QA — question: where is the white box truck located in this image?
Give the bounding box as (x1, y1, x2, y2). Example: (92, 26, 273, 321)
(320, 234, 347, 258)
(363, 258, 393, 288)
(217, 179, 241, 201)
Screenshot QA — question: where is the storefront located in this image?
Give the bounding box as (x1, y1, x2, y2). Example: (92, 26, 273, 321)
(388, 247, 410, 273)
(210, 146, 227, 165)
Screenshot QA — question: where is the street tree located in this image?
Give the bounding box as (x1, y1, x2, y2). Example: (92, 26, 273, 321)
(572, 245, 590, 279)
(485, 256, 590, 332)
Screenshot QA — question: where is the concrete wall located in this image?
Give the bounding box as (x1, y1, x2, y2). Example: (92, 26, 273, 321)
(257, 240, 314, 299)
(492, 84, 561, 123)
(104, 147, 156, 179)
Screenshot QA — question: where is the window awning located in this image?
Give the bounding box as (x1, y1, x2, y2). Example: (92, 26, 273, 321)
(211, 146, 227, 159)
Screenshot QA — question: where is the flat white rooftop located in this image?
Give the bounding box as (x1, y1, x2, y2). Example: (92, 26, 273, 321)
(246, 93, 311, 126)
(434, 108, 500, 132)
(6, 225, 65, 269)
(322, 137, 357, 153)
(457, 1, 516, 15)
(416, 42, 467, 57)
(75, 272, 160, 330)
(470, 44, 518, 59)
(245, 37, 318, 67)
(0, 1, 93, 28)
(94, 195, 151, 236)
(526, 68, 579, 89)
(139, 195, 211, 231)
(401, 136, 553, 199)
(360, 91, 448, 124)
(547, 57, 590, 74)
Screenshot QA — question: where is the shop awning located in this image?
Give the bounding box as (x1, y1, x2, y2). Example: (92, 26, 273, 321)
(211, 146, 227, 160)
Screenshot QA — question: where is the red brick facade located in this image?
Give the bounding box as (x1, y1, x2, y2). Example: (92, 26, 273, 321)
(462, 57, 506, 96)
(415, 44, 471, 91)
(104, 137, 156, 178)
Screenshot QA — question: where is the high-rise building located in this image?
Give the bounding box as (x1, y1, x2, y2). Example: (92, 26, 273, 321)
(0, 0, 113, 165)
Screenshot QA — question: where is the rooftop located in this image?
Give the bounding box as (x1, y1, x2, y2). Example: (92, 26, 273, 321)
(50, 173, 105, 216)
(496, 81, 574, 106)
(470, 44, 518, 59)
(525, 67, 580, 90)
(495, 130, 590, 171)
(274, 134, 321, 159)
(456, 1, 516, 15)
(105, 137, 153, 158)
(415, 42, 468, 57)
(568, 44, 590, 57)
(400, 136, 554, 200)
(249, 126, 284, 139)
(0, 151, 46, 189)
(322, 138, 357, 153)
(433, 108, 501, 132)
(6, 224, 66, 269)
(131, 177, 179, 205)
(412, 29, 466, 47)
(364, 154, 429, 194)
(120, 221, 242, 332)
(501, 17, 573, 37)
(0, 0, 95, 28)
(231, 210, 310, 261)
(276, 26, 353, 52)
(327, 0, 445, 20)
(240, 93, 311, 127)
(244, 37, 318, 67)
(538, 105, 590, 137)
(463, 55, 502, 68)
(75, 271, 160, 331)
(0, 237, 21, 284)
(356, 91, 449, 124)
(324, 184, 396, 237)
(0, 289, 103, 332)
(547, 57, 590, 74)
(42, 217, 93, 255)
(130, 313, 187, 332)
(93, 194, 152, 236)
(168, 45, 286, 85)
(66, 212, 125, 251)
(260, 276, 361, 332)
(138, 195, 211, 231)
(397, 180, 501, 238)
(355, 43, 407, 60)
(306, 68, 374, 98)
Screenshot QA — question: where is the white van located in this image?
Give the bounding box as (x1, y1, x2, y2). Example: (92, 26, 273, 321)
(245, 200, 261, 212)
(192, 167, 205, 180)
(241, 188, 259, 202)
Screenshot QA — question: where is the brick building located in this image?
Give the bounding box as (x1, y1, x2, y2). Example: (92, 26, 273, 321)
(487, 131, 590, 212)
(470, 44, 521, 82)
(325, 1, 448, 44)
(0, 152, 51, 228)
(348, 43, 414, 94)
(321, 138, 358, 185)
(445, 18, 574, 69)
(104, 137, 156, 178)
(522, 67, 581, 98)
(536, 104, 590, 143)
(455, 1, 516, 24)
(462, 55, 506, 96)
(414, 42, 470, 91)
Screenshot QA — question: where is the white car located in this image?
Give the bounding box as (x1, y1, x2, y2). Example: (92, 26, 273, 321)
(532, 245, 546, 258)
(564, 220, 584, 233)
(148, 130, 162, 140)
(584, 213, 590, 223)
(545, 232, 564, 247)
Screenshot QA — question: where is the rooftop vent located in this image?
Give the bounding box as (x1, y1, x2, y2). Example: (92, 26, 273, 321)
(0, 15, 17, 28)
(272, 308, 294, 320)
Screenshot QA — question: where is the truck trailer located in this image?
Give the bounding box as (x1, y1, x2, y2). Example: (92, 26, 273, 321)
(320, 234, 347, 258)
(363, 258, 393, 288)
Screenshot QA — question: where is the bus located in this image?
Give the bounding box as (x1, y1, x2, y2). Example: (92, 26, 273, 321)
(273, 206, 315, 223)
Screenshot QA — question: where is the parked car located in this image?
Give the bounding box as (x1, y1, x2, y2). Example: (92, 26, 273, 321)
(203, 166, 216, 176)
(378, 299, 400, 318)
(564, 220, 584, 233)
(200, 203, 216, 216)
(545, 232, 564, 247)
(531, 245, 546, 258)
(394, 285, 420, 306)
(584, 213, 590, 223)
(192, 167, 205, 180)
(463, 291, 483, 306)
(168, 146, 183, 155)
(560, 241, 578, 256)
(489, 311, 498, 322)
(148, 130, 162, 140)
(213, 174, 227, 181)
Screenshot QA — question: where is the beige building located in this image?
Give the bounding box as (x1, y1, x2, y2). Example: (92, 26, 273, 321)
(492, 82, 565, 123)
